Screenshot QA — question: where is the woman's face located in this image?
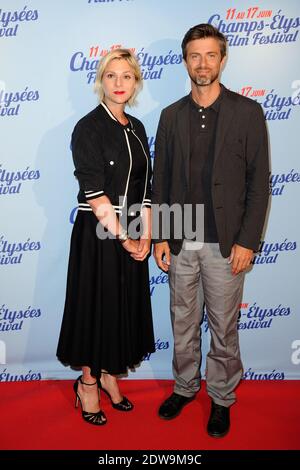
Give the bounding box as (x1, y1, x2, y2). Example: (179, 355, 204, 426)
(102, 58, 136, 108)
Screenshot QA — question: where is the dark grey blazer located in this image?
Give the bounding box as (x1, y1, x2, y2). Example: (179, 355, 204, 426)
(152, 85, 270, 258)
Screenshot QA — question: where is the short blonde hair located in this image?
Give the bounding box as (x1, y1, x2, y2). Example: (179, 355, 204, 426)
(94, 48, 142, 106)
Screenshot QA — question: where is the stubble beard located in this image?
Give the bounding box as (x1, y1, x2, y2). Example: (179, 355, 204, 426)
(189, 69, 219, 87)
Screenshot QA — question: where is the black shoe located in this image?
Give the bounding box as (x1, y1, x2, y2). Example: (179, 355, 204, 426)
(98, 376, 133, 412)
(158, 392, 194, 420)
(73, 376, 107, 426)
(207, 401, 230, 438)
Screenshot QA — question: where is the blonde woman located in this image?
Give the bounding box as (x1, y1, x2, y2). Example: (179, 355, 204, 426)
(57, 49, 155, 425)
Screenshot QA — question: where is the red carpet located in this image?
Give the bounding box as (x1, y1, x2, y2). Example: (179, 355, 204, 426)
(0, 379, 299, 450)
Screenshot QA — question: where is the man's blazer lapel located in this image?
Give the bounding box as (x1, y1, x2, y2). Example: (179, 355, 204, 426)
(213, 88, 236, 171)
(176, 97, 190, 186)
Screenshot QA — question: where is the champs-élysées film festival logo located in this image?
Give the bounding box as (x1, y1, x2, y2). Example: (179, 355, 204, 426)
(235, 83, 300, 122)
(0, 164, 40, 196)
(208, 6, 299, 47)
(0, 5, 38, 38)
(69, 43, 182, 84)
(0, 236, 41, 266)
(0, 84, 40, 118)
(0, 366, 42, 382)
(0, 303, 42, 333)
(203, 301, 292, 333)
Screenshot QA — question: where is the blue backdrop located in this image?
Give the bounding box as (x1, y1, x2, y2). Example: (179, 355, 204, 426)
(1, 0, 300, 383)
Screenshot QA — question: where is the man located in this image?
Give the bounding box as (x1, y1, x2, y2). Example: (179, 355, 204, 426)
(152, 24, 269, 437)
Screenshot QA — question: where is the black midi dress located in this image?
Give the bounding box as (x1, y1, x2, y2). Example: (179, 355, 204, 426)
(57, 102, 155, 377)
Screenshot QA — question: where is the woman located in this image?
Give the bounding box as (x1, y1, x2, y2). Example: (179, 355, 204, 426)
(57, 49, 155, 425)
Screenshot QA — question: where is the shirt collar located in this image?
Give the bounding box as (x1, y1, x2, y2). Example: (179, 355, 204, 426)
(189, 83, 224, 113)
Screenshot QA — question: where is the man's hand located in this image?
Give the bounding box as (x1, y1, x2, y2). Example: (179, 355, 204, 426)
(153, 241, 171, 272)
(228, 244, 253, 275)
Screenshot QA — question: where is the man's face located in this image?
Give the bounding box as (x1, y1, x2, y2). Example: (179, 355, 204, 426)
(185, 37, 225, 87)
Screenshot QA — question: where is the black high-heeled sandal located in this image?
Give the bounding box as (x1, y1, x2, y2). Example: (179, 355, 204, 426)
(73, 375, 107, 425)
(98, 374, 133, 412)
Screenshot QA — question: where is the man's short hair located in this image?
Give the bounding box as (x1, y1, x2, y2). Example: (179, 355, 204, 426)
(181, 24, 227, 60)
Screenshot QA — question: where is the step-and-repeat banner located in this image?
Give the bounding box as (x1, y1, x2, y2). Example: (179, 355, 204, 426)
(1, 0, 300, 383)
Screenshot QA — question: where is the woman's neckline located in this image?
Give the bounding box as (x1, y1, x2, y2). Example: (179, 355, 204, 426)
(101, 101, 129, 126)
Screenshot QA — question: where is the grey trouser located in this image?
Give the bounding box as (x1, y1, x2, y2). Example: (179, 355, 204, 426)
(169, 242, 244, 407)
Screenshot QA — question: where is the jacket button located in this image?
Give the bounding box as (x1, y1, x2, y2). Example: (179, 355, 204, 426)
(109, 161, 114, 165)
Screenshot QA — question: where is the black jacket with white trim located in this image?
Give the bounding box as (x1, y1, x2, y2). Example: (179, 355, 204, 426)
(72, 102, 151, 214)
